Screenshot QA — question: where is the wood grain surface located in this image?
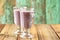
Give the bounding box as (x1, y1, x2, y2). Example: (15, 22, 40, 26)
(0, 24, 60, 40)
(51, 24, 60, 38)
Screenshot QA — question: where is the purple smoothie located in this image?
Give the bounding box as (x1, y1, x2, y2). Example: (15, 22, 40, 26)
(23, 12, 32, 29)
(14, 9, 20, 26)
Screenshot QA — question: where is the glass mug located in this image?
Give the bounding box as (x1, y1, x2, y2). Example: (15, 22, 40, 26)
(13, 7, 21, 33)
(20, 7, 34, 38)
(13, 7, 27, 34)
(13, 7, 34, 38)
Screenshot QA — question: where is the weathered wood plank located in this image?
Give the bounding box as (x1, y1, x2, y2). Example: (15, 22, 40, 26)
(0, 24, 18, 36)
(36, 24, 60, 40)
(0, 35, 6, 40)
(51, 24, 60, 33)
(4, 36, 16, 40)
(0, 0, 60, 24)
(0, 35, 16, 40)
(16, 0, 27, 7)
(46, 0, 60, 24)
(0, 0, 5, 16)
(57, 33, 60, 37)
(51, 24, 60, 38)
(0, 24, 5, 32)
(0, 0, 15, 24)
(0, 24, 38, 40)
(0, 24, 60, 40)
(34, 0, 46, 24)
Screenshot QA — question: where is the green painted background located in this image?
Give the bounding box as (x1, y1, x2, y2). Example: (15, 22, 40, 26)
(0, 0, 60, 24)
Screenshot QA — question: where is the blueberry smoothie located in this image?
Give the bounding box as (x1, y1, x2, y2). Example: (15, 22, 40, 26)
(20, 11, 32, 29)
(14, 8, 20, 26)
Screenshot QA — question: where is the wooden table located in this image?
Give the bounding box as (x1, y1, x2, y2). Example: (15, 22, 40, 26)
(0, 24, 60, 40)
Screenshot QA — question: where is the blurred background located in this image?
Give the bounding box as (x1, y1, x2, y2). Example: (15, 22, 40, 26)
(0, 0, 60, 24)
